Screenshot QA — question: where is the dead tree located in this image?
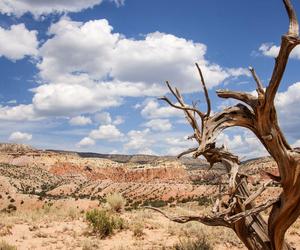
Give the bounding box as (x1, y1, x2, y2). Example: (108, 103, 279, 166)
(148, 1, 300, 249)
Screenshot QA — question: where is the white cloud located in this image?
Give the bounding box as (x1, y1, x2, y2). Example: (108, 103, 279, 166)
(292, 139, 300, 148)
(89, 124, 124, 140)
(77, 137, 95, 147)
(110, 0, 125, 7)
(124, 129, 153, 152)
(163, 136, 196, 156)
(94, 112, 112, 125)
(28, 17, 248, 117)
(31, 82, 122, 116)
(0, 24, 38, 61)
(0, 104, 37, 121)
(111, 31, 247, 92)
(259, 43, 300, 59)
(69, 116, 92, 126)
(113, 116, 124, 125)
(138, 147, 156, 155)
(275, 82, 300, 137)
(0, 0, 106, 18)
(8, 131, 32, 142)
(164, 137, 193, 147)
(141, 99, 183, 119)
(7, 100, 17, 104)
(144, 119, 172, 131)
(38, 18, 118, 81)
(217, 131, 267, 159)
(0, 17, 248, 122)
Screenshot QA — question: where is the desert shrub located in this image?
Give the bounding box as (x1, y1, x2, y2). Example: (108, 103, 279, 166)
(86, 209, 126, 238)
(196, 196, 212, 207)
(143, 199, 167, 208)
(132, 221, 144, 237)
(112, 215, 126, 230)
(106, 193, 125, 212)
(173, 234, 212, 250)
(0, 240, 17, 250)
(82, 239, 100, 250)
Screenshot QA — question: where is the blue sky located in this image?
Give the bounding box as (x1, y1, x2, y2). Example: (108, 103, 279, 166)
(0, 0, 299, 158)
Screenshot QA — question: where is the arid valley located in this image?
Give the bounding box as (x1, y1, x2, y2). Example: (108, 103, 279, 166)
(0, 143, 299, 249)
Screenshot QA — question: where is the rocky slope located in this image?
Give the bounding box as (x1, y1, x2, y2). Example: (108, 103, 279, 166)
(0, 143, 219, 212)
(0, 143, 280, 213)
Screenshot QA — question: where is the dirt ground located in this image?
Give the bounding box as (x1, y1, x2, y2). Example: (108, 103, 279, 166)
(0, 202, 299, 250)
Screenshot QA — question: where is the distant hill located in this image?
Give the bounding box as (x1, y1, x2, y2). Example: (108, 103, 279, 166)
(48, 149, 209, 169)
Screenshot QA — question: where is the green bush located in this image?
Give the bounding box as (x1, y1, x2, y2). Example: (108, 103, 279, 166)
(196, 196, 212, 207)
(106, 193, 125, 212)
(86, 209, 126, 238)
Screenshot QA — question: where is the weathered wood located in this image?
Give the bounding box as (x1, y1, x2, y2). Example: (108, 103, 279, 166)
(153, 0, 300, 249)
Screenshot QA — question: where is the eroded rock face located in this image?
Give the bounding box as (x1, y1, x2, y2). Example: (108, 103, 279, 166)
(49, 162, 188, 183)
(0, 143, 34, 153)
(0, 144, 189, 183)
(0, 144, 199, 207)
(0, 143, 281, 212)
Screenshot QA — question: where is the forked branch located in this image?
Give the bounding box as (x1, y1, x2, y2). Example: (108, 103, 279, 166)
(155, 1, 300, 249)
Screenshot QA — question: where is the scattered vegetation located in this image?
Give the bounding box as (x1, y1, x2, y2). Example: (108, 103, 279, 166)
(173, 234, 212, 250)
(106, 192, 126, 212)
(85, 209, 126, 238)
(132, 221, 144, 238)
(81, 239, 101, 250)
(0, 240, 17, 250)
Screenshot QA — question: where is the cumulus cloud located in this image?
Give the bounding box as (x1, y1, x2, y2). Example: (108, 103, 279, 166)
(0, 104, 37, 121)
(124, 129, 153, 152)
(0, 24, 38, 60)
(292, 139, 300, 148)
(2, 17, 249, 121)
(259, 43, 300, 59)
(77, 137, 95, 147)
(94, 112, 112, 125)
(140, 99, 183, 119)
(163, 136, 196, 156)
(110, 0, 125, 7)
(217, 131, 267, 159)
(8, 131, 32, 142)
(0, 0, 107, 18)
(275, 82, 300, 137)
(89, 124, 124, 141)
(144, 119, 172, 131)
(31, 82, 123, 116)
(69, 116, 92, 126)
(113, 116, 124, 125)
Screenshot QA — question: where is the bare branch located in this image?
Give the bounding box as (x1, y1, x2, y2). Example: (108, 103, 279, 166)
(226, 197, 280, 223)
(159, 97, 204, 118)
(177, 147, 198, 159)
(195, 63, 211, 116)
(284, 0, 299, 37)
(243, 180, 272, 207)
(144, 206, 231, 227)
(249, 66, 264, 93)
(265, 0, 300, 105)
(216, 89, 257, 108)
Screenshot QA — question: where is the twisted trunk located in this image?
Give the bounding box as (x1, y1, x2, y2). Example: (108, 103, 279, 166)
(154, 1, 300, 249)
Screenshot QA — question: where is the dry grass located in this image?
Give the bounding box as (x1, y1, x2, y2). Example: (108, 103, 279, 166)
(0, 240, 17, 250)
(0, 204, 81, 225)
(81, 239, 101, 250)
(132, 221, 144, 238)
(1, 200, 299, 249)
(106, 193, 126, 213)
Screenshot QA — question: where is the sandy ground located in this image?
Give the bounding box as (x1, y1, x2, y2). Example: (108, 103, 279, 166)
(0, 202, 299, 250)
